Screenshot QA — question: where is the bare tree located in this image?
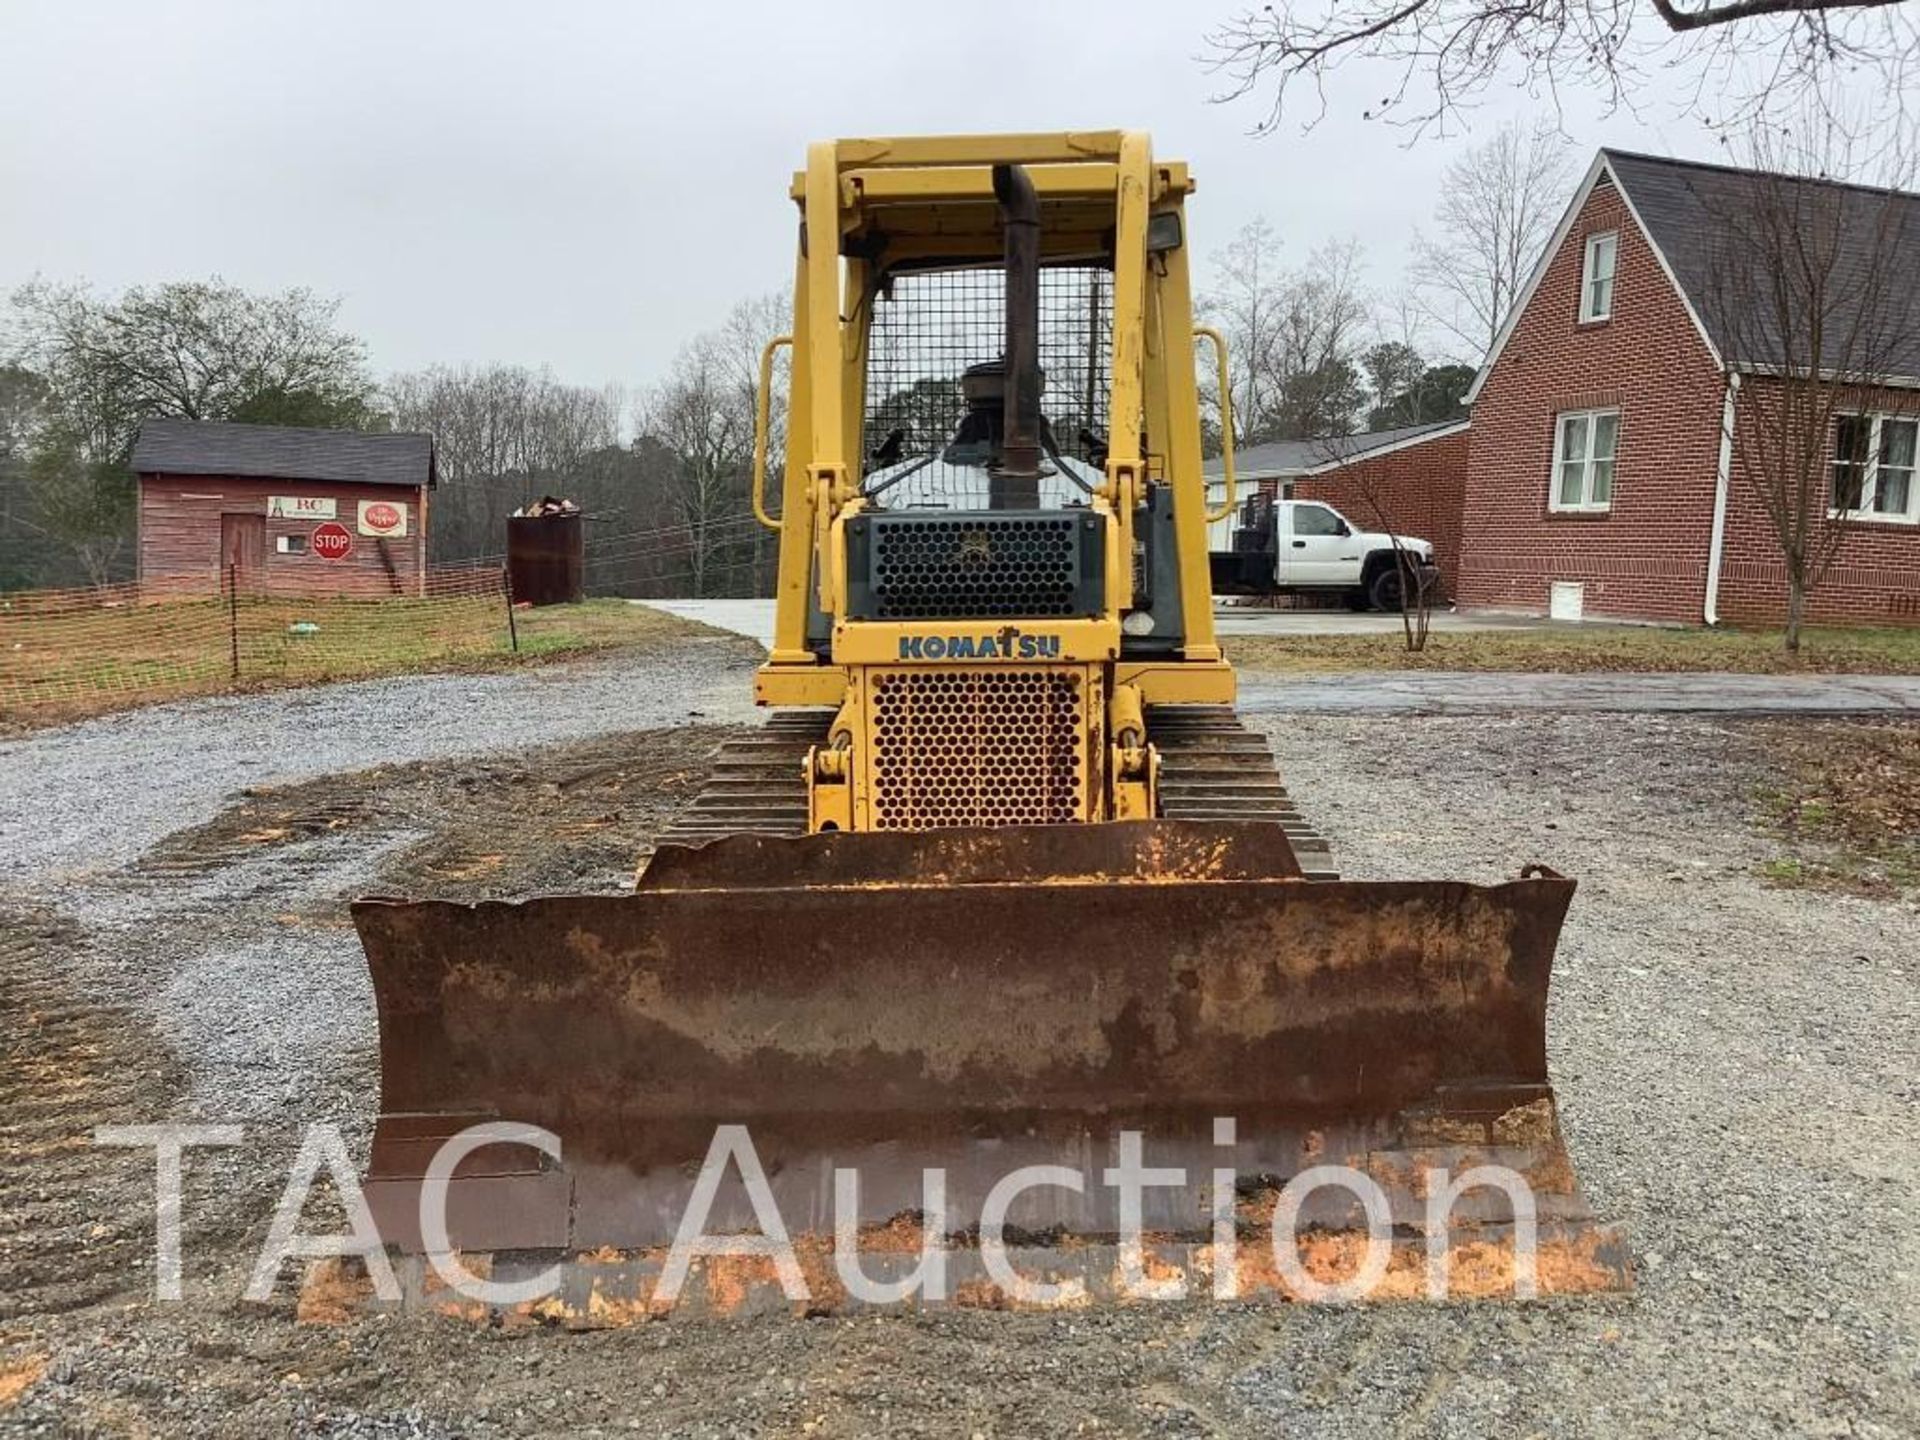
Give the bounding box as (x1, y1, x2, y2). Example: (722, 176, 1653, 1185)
(632, 294, 791, 597)
(1270, 238, 1373, 438)
(1358, 468, 1437, 651)
(1198, 218, 1293, 448)
(1702, 119, 1918, 652)
(1204, 0, 1920, 140)
(383, 294, 787, 590)
(1411, 120, 1576, 358)
(1200, 227, 1373, 445)
(386, 364, 623, 559)
(636, 343, 750, 599)
(1307, 436, 1437, 650)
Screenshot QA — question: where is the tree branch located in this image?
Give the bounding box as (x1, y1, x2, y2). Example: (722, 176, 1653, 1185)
(1648, 0, 1901, 30)
(1206, 0, 1920, 139)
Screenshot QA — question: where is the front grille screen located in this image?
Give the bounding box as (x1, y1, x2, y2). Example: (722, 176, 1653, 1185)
(869, 668, 1085, 828)
(863, 265, 1112, 508)
(871, 516, 1079, 619)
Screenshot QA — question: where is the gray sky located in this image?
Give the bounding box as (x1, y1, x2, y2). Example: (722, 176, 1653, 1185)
(2, 0, 1729, 391)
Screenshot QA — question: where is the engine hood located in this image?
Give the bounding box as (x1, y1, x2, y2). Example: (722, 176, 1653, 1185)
(1353, 528, 1435, 560)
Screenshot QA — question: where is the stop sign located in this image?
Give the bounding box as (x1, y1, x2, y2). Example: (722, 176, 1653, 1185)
(311, 522, 354, 560)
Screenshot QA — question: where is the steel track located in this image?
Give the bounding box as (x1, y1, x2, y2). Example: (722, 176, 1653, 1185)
(1146, 705, 1336, 879)
(651, 709, 833, 849)
(655, 704, 1335, 879)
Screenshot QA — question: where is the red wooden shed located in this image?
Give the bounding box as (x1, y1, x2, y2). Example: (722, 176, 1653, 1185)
(131, 419, 438, 597)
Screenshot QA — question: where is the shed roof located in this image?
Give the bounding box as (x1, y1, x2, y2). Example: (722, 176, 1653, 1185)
(132, 419, 437, 488)
(1204, 419, 1467, 482)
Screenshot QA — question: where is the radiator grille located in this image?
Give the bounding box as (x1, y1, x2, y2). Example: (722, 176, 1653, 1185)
(869, 668, 1085, 828)
(871, 516, 1080, 619)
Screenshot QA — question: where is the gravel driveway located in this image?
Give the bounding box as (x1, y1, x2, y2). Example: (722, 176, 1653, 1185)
(1, 637, 1914, 1438)
(0, 632, 760, 889)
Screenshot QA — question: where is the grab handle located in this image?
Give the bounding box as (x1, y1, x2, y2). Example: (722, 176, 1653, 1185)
(752, 335, 793, 531)
(1195, 326, 1236, 523)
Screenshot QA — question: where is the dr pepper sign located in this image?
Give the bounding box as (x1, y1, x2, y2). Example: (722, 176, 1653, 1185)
(357, 500, 410, 538)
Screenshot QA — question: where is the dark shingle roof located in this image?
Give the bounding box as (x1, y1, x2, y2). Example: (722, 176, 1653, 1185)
(1603, 149, 1920, 379)
(132, 419, 436, 488)
(1204, 419, 1465, 481)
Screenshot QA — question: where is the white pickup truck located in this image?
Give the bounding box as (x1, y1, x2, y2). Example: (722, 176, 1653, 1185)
(1209, 498, 1439, 611)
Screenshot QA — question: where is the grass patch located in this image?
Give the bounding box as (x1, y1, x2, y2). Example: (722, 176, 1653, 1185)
(0, 596, 720, 731)
(510, 598, 714, 657)
(1225, 623, 1920, 675)
(1754, 718, 1920, 897)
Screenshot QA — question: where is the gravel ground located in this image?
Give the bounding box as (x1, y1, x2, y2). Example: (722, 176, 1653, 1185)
(0, 630, 760, 890)
(1, 639, 1915, 1437)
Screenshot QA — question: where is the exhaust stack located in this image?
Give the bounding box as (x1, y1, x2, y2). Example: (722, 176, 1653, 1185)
(991, 162, 1041, 509)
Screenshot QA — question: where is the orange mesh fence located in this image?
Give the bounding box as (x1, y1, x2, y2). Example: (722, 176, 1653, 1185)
(0, 567, 513, 722)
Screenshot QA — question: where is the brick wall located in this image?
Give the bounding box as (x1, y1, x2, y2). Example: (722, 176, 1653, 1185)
(1294, 428, 1470, 597)
(138, 475, 428, 596)
(1715, 377, 1920, 626)
(1456, 177, 1727, 622)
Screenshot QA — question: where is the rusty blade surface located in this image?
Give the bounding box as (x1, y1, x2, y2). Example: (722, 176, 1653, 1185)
(636, 819, 1307, 890)
(351, 823, 1584, 1270)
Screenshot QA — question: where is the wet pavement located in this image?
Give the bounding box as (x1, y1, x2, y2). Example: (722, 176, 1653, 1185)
(1237, 670, 1920, 714)
(628, 600, 1920, 715)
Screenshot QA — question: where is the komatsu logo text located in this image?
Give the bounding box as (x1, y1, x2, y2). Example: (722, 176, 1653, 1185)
(898, 627, 1061, 661)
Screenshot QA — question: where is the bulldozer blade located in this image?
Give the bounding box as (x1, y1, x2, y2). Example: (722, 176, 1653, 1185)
(345, 822, 1627, 1321)
(635, 816, 1308, 889)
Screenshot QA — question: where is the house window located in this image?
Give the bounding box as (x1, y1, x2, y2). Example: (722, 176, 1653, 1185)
(1880, 418, 1917, 516)
(276, 532, 309, 555)
(1832, 413, 1919, 521)
(1550, 409, 1619, 513)
(1579, 233, 1617, 322)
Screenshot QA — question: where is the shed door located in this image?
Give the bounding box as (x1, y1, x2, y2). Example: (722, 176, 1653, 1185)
(220, 513, 266, 583)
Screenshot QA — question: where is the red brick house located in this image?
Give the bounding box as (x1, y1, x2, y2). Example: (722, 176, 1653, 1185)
(132, 420, 437, 597)
(1457, 149, 1920, 625)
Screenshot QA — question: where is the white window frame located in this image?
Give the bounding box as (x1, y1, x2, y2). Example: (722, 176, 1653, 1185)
(1579, 232, 1617, 323)
(1830, 412, 1920, 524)
(1549, 408, 1619, 514)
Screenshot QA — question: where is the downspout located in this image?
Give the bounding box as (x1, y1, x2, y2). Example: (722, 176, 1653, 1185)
(1704, 371, 1740, 626)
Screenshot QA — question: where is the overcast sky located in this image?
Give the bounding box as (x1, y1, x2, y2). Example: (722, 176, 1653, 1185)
(2, 0, 1733, 391)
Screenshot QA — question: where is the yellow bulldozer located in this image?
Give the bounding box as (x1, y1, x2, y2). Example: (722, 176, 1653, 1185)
(350, 132, 1627, 1318)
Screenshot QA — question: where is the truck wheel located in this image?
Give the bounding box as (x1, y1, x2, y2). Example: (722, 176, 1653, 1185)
(1368, 564, 1405, 612)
